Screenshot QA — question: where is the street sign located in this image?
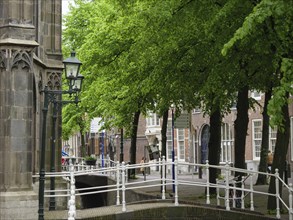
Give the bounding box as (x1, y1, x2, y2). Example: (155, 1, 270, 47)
(174, 112, 190, 129)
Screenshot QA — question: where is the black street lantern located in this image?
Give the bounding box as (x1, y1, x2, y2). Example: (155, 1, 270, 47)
(73, 74, 84, 92)
(63, 51, 82, 80)
(38, 52, 84, 220)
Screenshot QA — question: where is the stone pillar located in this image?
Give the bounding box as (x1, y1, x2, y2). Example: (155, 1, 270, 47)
(0, 0, 63, 219)
(0, 47, 38, 219)
(0, 3, 39, 219)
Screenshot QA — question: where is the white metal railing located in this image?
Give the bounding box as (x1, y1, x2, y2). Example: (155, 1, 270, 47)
(37, 157, 293, 220)
(61, 157, 118, 172)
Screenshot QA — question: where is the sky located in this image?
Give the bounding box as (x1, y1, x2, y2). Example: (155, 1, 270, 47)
(62, 0, 74, 15)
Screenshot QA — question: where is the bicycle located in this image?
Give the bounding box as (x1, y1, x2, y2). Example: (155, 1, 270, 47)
(228, 175, 250, 209)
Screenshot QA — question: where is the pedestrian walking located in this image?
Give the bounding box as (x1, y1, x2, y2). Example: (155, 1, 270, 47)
(267, 150, 273, 173)
(140, 157, 145, 176)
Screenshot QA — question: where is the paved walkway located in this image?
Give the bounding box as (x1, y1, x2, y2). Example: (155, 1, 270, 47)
(132, 171, 292, 220)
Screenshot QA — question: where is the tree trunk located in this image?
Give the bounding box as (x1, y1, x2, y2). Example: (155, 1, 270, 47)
(78, 120, 86, 157)
(208, 107, 222, 195)
(80, 131, 86, 157)
(267, 93, 290, 210)
(234, 85, 249, 180)
(256, 88, 272, 185)
(129, 110, 140, 176)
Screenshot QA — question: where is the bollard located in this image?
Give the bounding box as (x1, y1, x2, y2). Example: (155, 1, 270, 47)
(206, 160, 210, 204)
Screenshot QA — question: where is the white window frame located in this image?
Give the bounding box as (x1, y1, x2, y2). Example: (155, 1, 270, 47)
(192, 107, 201, 114)
(220, 123, 233, 163)
(251, 90, 262, 101)
(177, 129, 185, 161)
(167, 121, 172, 160)
(252, 119, 262, 160)
(269, 126, 277, 153)
(146, 112, 160, 127)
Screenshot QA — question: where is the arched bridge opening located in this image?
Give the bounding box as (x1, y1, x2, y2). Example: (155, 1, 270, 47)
(75, 175, 108, 209)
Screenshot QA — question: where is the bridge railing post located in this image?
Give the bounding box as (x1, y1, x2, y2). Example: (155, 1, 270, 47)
(275, 169, 280, 219)
(121, 162, 126, 212)
(116, 161, 120, 205)
(232, 180, 236, 208)
(68, 158, 76, 220)
(289, 183, 292, 220)
(241, 176, 245, 209)
(66, 177, 70, 209)
(225, 161, 230, 211)
(250, 171, 254, 211)
(206, 160, 210, 204)
(126, 163, 129, 184)
(216, 179, 220, 206)
(174, 156, 179, 206)
(77, 162, 80, 171)
(162, 156, 166, 200)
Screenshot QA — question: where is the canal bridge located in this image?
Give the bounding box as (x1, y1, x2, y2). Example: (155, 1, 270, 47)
(38, 157, 292, 220)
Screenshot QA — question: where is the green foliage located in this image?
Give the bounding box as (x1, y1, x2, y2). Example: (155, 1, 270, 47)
(221, 0, 293, 127)
(62, 103, 89, 140)
(268, 58, 293, 129)
(63, 0, 214, 134)
(84, 155, 96, 161)
(62, 0, 292, 138)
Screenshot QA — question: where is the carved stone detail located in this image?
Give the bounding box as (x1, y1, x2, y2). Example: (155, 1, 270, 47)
(11, 50, 32, 70)
(47, 72, 61, 90)
(0, 50, 7, 69)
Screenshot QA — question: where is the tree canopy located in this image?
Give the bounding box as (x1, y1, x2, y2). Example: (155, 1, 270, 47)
(62, 0, 292, 209)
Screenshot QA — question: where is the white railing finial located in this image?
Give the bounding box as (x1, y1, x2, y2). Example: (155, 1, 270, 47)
(68, 159, 76, 220)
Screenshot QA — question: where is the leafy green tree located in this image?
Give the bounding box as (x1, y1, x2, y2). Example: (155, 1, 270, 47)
(62, 1, 248, 187)
(62, 2, 292, 211)
(222, 0, 293, 210)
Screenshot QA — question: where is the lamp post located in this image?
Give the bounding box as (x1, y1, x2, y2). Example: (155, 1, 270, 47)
(100, 132, 105, 168)
(38, 52, 84, 220)
(120, 128, 124, 163)
(49, 101, 58, 211)
(171, 105, 175, 193)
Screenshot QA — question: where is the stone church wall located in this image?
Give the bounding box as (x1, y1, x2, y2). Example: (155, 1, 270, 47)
(0, 0, 64, 219)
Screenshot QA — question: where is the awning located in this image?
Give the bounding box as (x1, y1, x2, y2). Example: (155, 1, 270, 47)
(62, 150, 69, 157)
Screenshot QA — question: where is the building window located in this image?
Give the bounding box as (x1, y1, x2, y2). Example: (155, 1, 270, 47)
(221, 123, 233, 163)
(177, 129, 185, 160)
(167, 121, 172, 160)
(251, 90, 262, 100)
(269, 126, 277, 153)
(146, 112, 160, 127)
(192, 107, 201, 114)
(200, 125, 210, 163)
(252, 120, 262, 160)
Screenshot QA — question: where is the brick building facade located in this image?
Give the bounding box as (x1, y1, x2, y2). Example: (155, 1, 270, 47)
(191, 92, 293, 173)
